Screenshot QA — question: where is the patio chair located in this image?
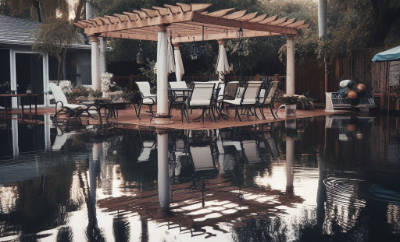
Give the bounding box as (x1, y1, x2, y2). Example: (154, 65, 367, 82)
(49, 83, 94, 119)
(223, 81, 263, 121)
(256, 81, 279, 120)
(184, 82, 215, 123)
(135, 81, 156, 119)
(169, 81, 189, 116)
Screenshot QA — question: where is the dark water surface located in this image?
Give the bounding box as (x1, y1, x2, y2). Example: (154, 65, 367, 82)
(0, 114, 400, 241)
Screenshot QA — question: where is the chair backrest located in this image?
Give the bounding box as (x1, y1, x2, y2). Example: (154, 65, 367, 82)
(169, 81, 188, 89)
(223, 81, 239, 100)
(263, 81, 279, 104)
(49, 82, 69, 105)
(169, 81, 188, 97)
(190, 82, 215, 106)
(242, 81, 263, 105)
(136, 81, 152, 97)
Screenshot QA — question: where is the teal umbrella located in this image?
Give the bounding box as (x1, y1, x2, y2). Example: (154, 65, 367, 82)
(372, 45, 400, 62)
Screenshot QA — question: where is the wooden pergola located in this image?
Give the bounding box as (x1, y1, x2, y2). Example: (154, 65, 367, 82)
(75, 3, 308, 124)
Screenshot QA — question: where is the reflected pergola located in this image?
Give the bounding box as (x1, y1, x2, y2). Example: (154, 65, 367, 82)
(98, 176, 303, 237)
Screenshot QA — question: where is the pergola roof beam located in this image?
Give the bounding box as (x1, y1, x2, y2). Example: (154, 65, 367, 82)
(207, 8, 235, 17)
(191, 12, 297, 35)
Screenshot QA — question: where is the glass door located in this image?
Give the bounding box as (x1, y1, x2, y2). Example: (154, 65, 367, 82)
(16, 53, 44, 105)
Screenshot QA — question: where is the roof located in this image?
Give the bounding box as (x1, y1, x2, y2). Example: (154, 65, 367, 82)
(75, 3, 308, 43)
(372, 45, 400, 62)
(0, 15, 90, 49)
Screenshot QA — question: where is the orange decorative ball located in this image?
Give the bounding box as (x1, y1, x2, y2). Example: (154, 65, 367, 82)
(347, 124, 356, 132)
(347, 90, 358, 99)
(357, 83, 367, 93)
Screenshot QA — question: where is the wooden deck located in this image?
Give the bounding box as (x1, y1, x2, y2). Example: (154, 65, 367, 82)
(112, 106, 344, 130)
(1, 106, 345, 130)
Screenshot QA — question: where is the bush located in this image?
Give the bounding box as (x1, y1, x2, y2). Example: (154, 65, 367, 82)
(66, 87, 90, 103)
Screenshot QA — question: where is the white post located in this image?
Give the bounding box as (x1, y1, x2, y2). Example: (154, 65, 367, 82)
(155, 25, 172, 123)
(318, 0, 327, 39)
(157, 132, 170, 210)
(99, 37, 107, 74)
(9, 49, 17, 108)
(285, 136, 294, 195)
(286, 36, 295, 96)
(90, 36, 100, 91)
(42, 54, 49, 106)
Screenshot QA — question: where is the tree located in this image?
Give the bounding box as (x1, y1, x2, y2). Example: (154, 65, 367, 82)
(33, 20, 80, 83)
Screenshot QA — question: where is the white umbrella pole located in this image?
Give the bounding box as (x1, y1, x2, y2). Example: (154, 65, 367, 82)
(174, 43, 185, 82)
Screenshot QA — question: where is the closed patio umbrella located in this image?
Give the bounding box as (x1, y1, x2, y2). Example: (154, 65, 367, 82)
(154, 39, 176, 74)
(174, 44, 185, 82)
(216, 40, 230, 82)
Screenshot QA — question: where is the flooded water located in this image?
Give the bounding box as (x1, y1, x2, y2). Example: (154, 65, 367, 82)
(0, 114, 400, 241)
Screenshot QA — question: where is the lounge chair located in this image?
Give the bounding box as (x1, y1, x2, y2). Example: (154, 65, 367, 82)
(185, 82, 215, 123)
(223, 81, 263, 121)
(49, 83, 95, 119)
(135, 81, 156, 119)
(256, 81, 279, 119)
(137, 140, 156, 162)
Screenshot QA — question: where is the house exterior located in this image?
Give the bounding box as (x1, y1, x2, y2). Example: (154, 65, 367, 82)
(0, 15, 91, 107)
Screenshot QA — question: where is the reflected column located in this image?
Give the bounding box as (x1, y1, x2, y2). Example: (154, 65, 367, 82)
(286, 136, 294, 195)
(11, 114, 19, 158)
(89, 143, 102, 224)
(157, 131, 170, 210)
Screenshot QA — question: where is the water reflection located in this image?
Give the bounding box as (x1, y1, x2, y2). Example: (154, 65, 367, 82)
(0, 114, 399, 241)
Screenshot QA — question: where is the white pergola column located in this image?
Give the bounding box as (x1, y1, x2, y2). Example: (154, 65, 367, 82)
(99, 37, 107, 74)
(154, 25, 172, 124)
(157, 132, 170, 210)
(286, 36, 295, 96)
(90, 36, 101, 91)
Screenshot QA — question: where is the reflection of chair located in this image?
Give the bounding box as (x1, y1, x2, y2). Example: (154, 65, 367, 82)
(137, 140, 156, 162)
(190, 145, 215, 171)
(52, 127, 75, 151)
(216, 139, 240, 173)
(241, 140, 262, 163)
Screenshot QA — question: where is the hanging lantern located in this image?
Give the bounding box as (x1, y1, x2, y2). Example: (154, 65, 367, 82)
(136, 41, 144, 64)
(237, 27, 245, 56)
(190, 38, 199, 60)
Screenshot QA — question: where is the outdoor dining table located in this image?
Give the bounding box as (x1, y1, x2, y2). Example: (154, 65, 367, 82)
(0, 93, 39, 116)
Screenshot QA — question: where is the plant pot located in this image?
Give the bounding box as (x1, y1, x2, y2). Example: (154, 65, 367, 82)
(285, 104, 296, 117)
